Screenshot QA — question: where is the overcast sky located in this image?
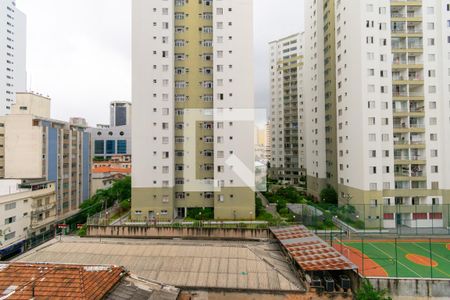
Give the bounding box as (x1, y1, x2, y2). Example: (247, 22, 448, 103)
(17, 0, 303, 126)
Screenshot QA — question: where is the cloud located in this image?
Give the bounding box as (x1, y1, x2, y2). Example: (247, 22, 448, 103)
(18, 0, 303, 125)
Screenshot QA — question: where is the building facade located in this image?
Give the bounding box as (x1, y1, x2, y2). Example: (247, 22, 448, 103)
(110, 101, 132, 127)
(0, 0, 26, 115)
(304, 0, 450, 228)
(88, 101, 132, 160)
(0, 179, 56, 258)
(269, 33, 305, 184)
(132, 0, 255, 221)
(3, 93, 91, 219)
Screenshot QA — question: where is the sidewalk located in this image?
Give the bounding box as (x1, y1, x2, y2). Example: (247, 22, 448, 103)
(257, 192, 280, 218)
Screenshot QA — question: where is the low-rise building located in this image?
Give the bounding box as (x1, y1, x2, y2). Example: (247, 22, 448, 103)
(0, 179, 56, 259)
(91, 166, 131, 196)
(3, 93, 91, 219)
(93, 154, 131, 169)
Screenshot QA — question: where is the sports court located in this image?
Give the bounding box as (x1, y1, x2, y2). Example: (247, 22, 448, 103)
(333, 239, 450, 279)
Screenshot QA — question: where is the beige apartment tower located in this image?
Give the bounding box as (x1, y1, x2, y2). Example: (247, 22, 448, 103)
(305, 0, 450, 228)
(269, 33, 306, 185)
(132, 0, 255, 221)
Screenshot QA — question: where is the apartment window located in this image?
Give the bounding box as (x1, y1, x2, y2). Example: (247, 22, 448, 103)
(369, 134, 376, 141)
(4, 232, 15, 241)
(430, 133, 437, 141)
(5, 216, 16, 225)
(430, 149, 438, 157)
(429, 117, 437, 125)
(368, 117, 376, 125)
(369, 166, 377, 175)
(431, 166, 439, 173)
(382, 134, 389, 142)
(369, 150, 376, 158)
(216, 8, 223, 15)
(369, 183, 377, 191)
(5, 203, 16, 211)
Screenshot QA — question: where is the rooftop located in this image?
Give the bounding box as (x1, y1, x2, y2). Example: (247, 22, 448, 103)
(0, 262, 125, 299)
(92, 167, 131, 174)
(271, 225, 357, 272)
(16, 237, 305, 293)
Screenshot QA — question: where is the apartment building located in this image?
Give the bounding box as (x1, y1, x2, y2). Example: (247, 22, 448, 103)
(132, 0, 255, 221)
(0, 179, 56, 259)
(305, 0, 450, 228)
(0, 0, 26, 115)
(269, 33, 305, 184)
(4, 93, 91, 219)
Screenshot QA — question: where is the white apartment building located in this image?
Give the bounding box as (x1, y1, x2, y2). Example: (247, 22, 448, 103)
(0, 179, 56, 259)
(132, 0, 255, 221)
(269, 33, 305, 184)
(0, 0, 26, 115)
(305, 0, 450, 228)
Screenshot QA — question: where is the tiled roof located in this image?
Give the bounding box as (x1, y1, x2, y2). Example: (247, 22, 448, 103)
(0, 263, 126, 299)
(92, 167, 131, 174)
(271, 225, 357, 271)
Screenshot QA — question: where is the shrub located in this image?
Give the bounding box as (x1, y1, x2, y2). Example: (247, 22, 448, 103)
(355, 280, 392, 300)
(320, 186, 338, 204)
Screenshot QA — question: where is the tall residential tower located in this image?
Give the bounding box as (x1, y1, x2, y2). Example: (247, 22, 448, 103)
(269, 33, 305, 184)
(0, 0, 26, 115)
(132, 0, 255, 221)
(305, 0, 450, 228)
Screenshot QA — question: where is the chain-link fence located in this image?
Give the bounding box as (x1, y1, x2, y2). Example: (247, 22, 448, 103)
(288, 203, 450, 236)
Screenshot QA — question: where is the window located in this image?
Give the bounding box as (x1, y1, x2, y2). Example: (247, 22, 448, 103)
(94, 140, 105, 155)
(106, 140, 116, 155)
(5, 216, 16, 225)
(117, 140, 127, 154)
(5, 202, 16, 211)
(4, 232, 15, 241)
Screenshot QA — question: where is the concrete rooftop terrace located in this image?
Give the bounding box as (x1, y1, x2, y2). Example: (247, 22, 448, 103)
(15, 237, 305, 293)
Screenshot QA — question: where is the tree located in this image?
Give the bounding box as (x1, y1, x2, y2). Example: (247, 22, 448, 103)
(355, 280, 392, 300)
(320, 186, 338, 204)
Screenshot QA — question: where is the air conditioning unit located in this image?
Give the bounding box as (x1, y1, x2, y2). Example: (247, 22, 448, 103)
(339, 275, 351, 290)
(324, 276, 334, 293)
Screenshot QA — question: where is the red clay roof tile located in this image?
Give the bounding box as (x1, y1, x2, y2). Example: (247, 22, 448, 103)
(0, 263, 126, 299)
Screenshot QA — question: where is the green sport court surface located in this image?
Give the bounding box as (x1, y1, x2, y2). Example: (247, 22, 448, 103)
(333, 239, 450, 278)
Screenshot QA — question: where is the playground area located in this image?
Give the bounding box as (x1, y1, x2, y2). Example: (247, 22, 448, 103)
(333, 238, 450, 279)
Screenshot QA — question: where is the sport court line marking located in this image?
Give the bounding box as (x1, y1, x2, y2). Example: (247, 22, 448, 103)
(369, 243, 422, 278)
(412, 242, 450, 263)
(396, 244, 450, 279)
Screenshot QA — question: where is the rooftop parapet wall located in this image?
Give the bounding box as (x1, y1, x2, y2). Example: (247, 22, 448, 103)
(87, 225, 272, 241)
